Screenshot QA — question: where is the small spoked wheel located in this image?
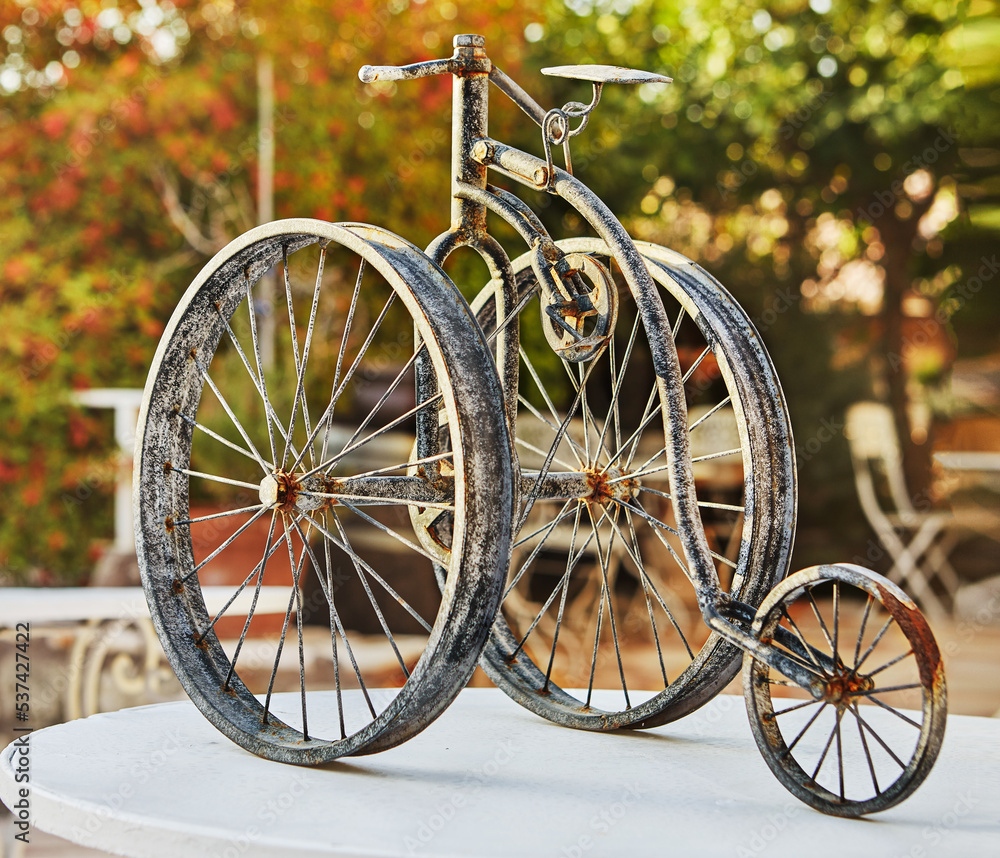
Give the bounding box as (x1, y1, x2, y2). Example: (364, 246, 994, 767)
(742, 564, 947, 816)
(135, 219, 511, 763)
(473, 238, 796, 729)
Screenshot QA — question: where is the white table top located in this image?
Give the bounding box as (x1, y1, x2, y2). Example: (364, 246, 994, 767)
(934, 451, 1000, 472)
(0, 586, 292, 627)
(2, 689, 998, 857)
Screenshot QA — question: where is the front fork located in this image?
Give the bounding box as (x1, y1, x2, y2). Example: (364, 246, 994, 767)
(421, 41, 826, 697)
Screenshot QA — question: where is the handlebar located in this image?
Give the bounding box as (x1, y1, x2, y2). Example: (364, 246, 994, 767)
(358, 45, 549, 129)
(358, 59, 453, 84)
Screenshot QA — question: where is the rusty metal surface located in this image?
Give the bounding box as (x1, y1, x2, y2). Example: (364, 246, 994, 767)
(135, 218, 513, 763)
(132, 32, 949, 816)
(742, 564, 947, 816)
(473, 237, 795, 729)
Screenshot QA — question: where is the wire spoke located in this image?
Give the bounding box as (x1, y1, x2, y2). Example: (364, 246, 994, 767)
(519, 348, 586, 468)
(238, 278, 279, 465)
(321, 257, 365, 465)
(179, 410, 262, 466)
(505, 500, 579, 599)
(515, 434, 578, 473)
(300, 389, 444, 481)
(781, 700, 829, 757)
(292, 516, 412, 680)
(779, 606, 830, 678)
(866, 648, 915, 678)
(848, 704, 908, 770)
(223, 298, 303, 464)
(625, 510, 669, 685)
(606, 382, 662, 472)
(283, 243, 326, 469)
(688, 395, 732, 433)
(303, 510, 433, 633)
(312, 510, 378, 720)
(262, 519, 308, 726)
(854, 616, 895, 673)
(853, 595, 875, 669)
(680, 346, 710, 385)
(172, 504, 266, 527)
(853, 702, 881, 795)
(806, 588, 838, 660)
(542, 505, 584, 690)
(864, 694, 923, 729)
(335, 291, 399, 410)
(596, 311, 641, 464)
(772, 698, 824, 717)
(314, 338, 428, 476)
(836, 708, 845, 801)
(625, 497, 737, 570)
(321, 514, 347, 739)
(832, 582, 841, 666)
(692, 447, 742, 464)
(190, 352, 270, 474)
(182, 505, 271, 583)
(224, 512, 287, 687)
(600, 504, 693, 660)
(585, 504, 630, 708)
(517, 356, 605, 530)
(512, 500, 578, 550)
(168, 466, 262, 493)
(857, 682, 924, 696)
(636, 484, 745, 513)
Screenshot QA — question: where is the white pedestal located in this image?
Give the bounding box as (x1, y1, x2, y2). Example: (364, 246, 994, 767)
(2, 689, 998, 857)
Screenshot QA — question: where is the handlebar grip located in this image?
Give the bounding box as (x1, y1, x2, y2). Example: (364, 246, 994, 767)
(358, 59, 452, 83)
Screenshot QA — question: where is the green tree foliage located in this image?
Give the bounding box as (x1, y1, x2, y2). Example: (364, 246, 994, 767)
(517, 0, 998, 564)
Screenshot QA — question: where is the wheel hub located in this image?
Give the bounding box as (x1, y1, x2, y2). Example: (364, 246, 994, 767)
(259, 472, 329, 513)
(585, 467, 640, 505)
(822, 669, 874, 708)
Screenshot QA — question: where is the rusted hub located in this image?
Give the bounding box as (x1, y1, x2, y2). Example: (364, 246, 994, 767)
(259, 472, 330, 513)
(822, 669, 874, 708)
(585, 467, 640, 505)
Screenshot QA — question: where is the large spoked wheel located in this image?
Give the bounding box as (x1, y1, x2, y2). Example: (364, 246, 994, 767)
(743, 565, 947, 816)
(474, 238, 796, 729)
(135, 219, 512, 763)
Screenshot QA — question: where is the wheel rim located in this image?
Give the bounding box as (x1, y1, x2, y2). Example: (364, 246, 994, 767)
(743, 565, 947, 816)
(475, 238, 796, 729)
(136, 219, 511, 762)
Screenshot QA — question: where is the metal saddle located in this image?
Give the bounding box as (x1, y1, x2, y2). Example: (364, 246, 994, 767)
(541, 65, 672, 85)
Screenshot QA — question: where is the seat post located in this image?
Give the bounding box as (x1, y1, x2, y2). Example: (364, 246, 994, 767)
(450, 34, 490, 235)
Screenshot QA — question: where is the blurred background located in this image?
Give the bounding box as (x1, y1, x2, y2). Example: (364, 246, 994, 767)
(2, 0, 997, 588)
(0, 0, 998, 690)
(1, 2, 999, 851)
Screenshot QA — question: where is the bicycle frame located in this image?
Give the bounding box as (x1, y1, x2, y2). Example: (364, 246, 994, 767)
(362, 34, 823, 694)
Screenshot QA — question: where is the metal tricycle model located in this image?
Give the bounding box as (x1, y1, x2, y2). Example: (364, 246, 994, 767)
(135, 35, 946, 817)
